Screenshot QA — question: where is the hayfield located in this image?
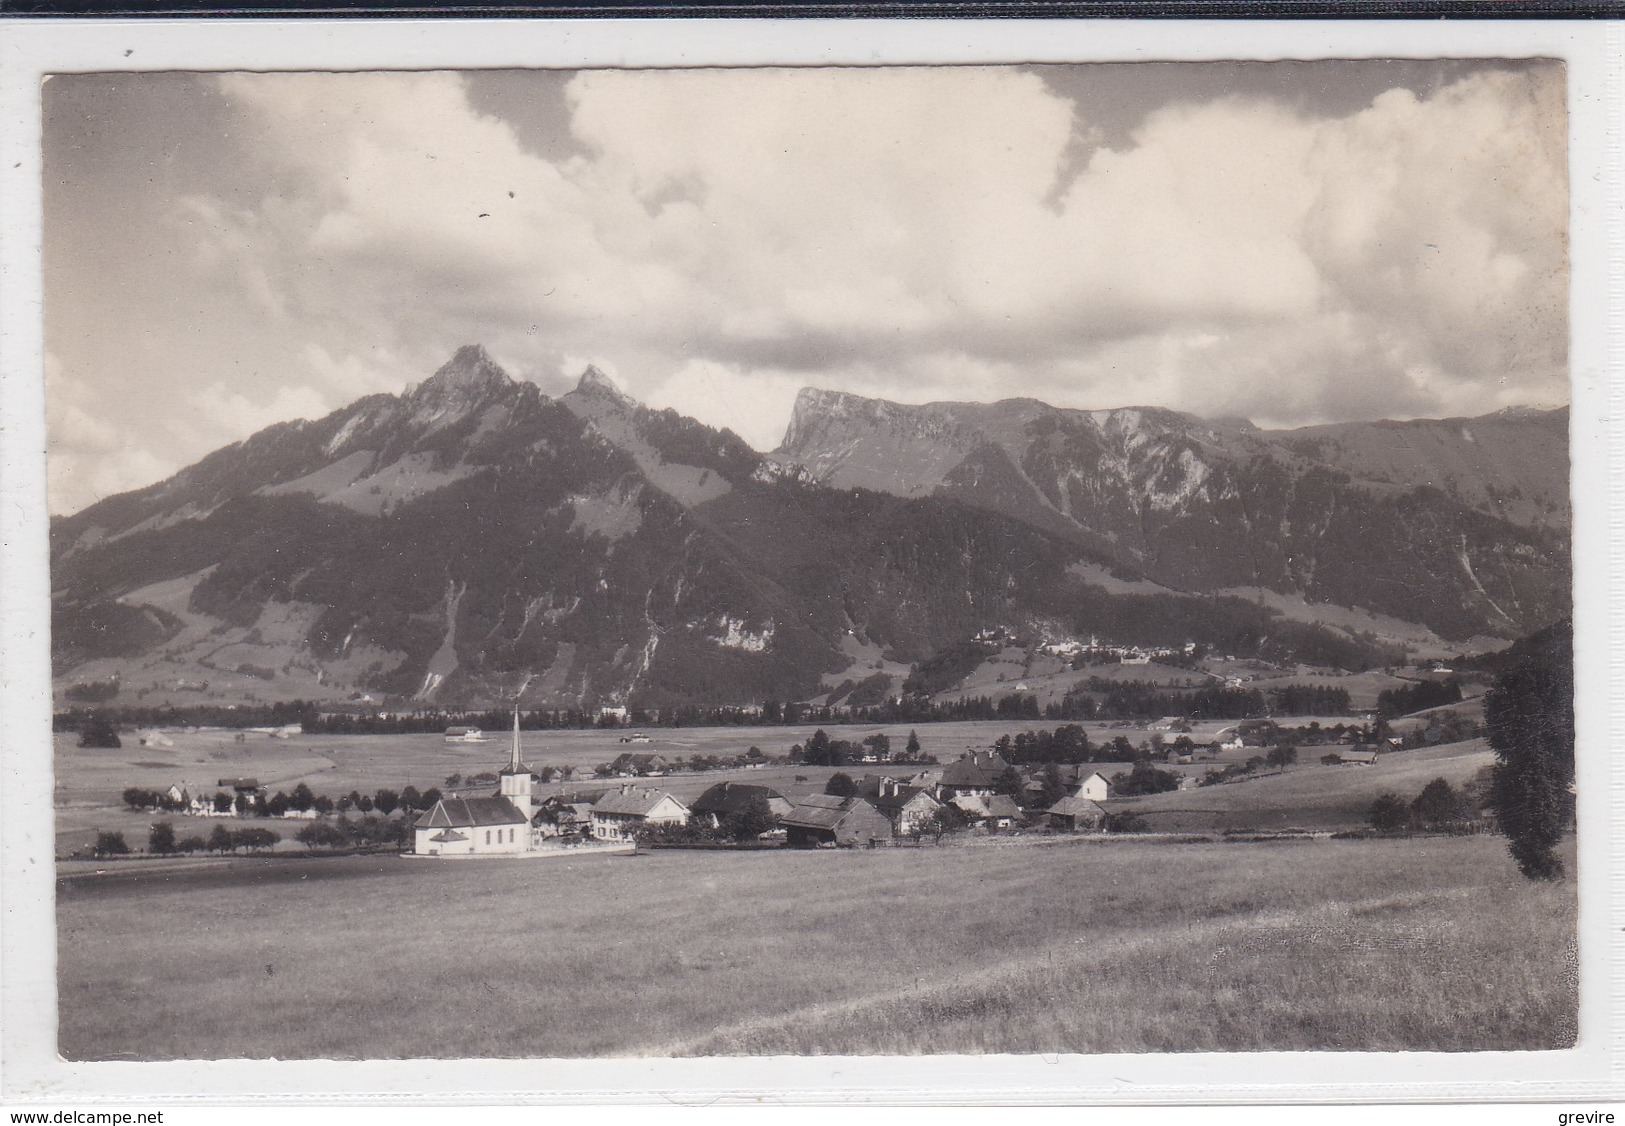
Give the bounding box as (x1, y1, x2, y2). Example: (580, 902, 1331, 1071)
(57, 833, 1574, 1060)
(1117, 739, 1495, 831)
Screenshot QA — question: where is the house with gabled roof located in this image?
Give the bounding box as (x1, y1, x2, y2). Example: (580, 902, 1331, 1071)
(589, 785, 689, 841)
(780, 793, 893, 849)
(1047, 794, 1107, 832)
(953, 792, 1024, 830)
(937, 750, 1013, 800)
(610, 752, 670, 777)
(854, 775, 941, 837)
(690, 782, 792, 829)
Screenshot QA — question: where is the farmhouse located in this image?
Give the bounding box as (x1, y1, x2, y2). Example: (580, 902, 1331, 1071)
(952, 792, 1023, 830)
(1047, 795, 1107, 832)
(610, 752, 670, 777)
(689, 782, 792, 829)
(938, 750, 1013, 800)
(854, 775, 941, 836)
(1072, 771, 1112, 803)
(780, 794, 893, 849)
(443, 726, 488, 743)
(590, 785, 689, 841)
(1337, 748, 1380, 766)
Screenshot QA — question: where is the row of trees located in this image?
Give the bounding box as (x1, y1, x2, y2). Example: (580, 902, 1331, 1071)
(121, 783, 445, 818)
(1367, 776, 1484, 833)
(94, 824, 282, 857)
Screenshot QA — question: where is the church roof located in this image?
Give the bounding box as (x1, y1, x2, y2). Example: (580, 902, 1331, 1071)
(416, 796, 529, 829)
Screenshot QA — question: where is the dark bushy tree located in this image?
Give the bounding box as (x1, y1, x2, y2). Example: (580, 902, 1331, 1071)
(1411, 777, 1468, 828)
(723, 796, 778, 843)
(147, 821, 177, 855)
(78, 715, 122, 748)
(93, 830, 130, 856)
(1368, 793, 1409, 832)
(1487, 620, 1575, 880)
(824, 772, 857, 798)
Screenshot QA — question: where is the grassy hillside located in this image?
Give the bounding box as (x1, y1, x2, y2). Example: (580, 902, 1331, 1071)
(57, 833, 1574, 1059)
(1116, 740, 1494, 831)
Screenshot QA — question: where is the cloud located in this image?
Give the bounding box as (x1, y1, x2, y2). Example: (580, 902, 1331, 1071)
(44, 62, 1568, 511)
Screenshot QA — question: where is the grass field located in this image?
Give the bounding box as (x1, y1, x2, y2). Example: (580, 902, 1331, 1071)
(1118, 739, 1495, 832)
(57, 832, 1575, 1060)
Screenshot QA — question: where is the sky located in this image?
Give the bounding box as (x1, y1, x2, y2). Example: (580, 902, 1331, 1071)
(42, 60, 1568, 516)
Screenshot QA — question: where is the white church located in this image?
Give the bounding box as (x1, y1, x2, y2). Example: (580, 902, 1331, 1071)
(412, 711, 541, 856)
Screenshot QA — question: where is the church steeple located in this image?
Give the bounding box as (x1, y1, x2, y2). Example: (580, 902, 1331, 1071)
(509, 704, 522, 774)
(499, 704, 534, 824)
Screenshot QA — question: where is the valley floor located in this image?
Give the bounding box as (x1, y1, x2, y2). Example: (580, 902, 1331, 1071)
(57, 833, 1575, 1060)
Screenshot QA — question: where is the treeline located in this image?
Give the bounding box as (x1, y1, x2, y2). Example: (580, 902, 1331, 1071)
(122, 782, 444, 818)
(56, 678, 1356, 736)
(1376, 677, 1463, 718)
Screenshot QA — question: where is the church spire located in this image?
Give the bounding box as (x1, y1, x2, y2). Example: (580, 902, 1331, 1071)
(510, 704, 522, 774)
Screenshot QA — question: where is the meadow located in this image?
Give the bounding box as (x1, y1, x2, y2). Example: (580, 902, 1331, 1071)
(57, 832, 1575, 1060)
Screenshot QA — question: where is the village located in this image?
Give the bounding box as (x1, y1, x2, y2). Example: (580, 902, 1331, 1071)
(68, 690, 1489, 864)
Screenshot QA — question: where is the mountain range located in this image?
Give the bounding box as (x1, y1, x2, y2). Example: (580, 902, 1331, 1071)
(50, 346, 1571, 710)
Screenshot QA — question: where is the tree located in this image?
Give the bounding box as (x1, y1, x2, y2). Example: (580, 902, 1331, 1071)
(147, 821, 177, 855)
(1411, 777, 1468, 828)
(235, 792, 251, 815)
(233, 827, 280, 852)
(122, 787, 153, 811)
(906, 730, 922, 758)
(399, 785, 422, 811)
(312, 794, 335, 815)
(993, 765, 1026, 799)
(1265, 745, 1298, 770)
(1037, 762, 1068, 809)
(289, 782, 316, 812)
(78, 715, 122, 748)
(93, 830, 130, 857)
(296, 821, 350, 851)
(862, 733, 891, 761)
(208, 824, 235, 854)
(723, 796, 778, 843)
(213, 791, 234, 813)
(177, 835, 208, 854)
(1111, 761, 1180, 797)
(1368, 793, 1409, 832)
(418, 787, 442, 810)
(824, 772, 857, 798)
(356, 793, 375, 813)
(1487, 620, 1575, 880)
(267, 790, 291, 818)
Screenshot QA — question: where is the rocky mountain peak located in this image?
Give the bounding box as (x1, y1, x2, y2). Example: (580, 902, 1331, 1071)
(573, 365, 637, 408)
(411, 345, 514, 403)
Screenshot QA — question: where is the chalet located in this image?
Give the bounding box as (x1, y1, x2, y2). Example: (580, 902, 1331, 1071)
(610, 752, 670, 777)
(952, 792, 1023, 830)
(589, 785, 689, 841)
(534, 795, 590, 838)
(443, 726, 488, 743)
(412, 796, 530, 856)
(1047, 794, 1107, 832)
(780, 794, 893, 849)
(1074, 771, 1112, 803)
(938, 750, 1013, 800)
(689, 782, 793, 829)
(854, 776, 942, 836)
(217, 777, 262, 796)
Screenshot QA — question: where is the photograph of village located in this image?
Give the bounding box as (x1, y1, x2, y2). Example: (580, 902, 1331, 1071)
(43, 59, 1576, 1061)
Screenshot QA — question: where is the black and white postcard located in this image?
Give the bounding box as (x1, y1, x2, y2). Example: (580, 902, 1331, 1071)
(0, 16, 1617, 1107)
